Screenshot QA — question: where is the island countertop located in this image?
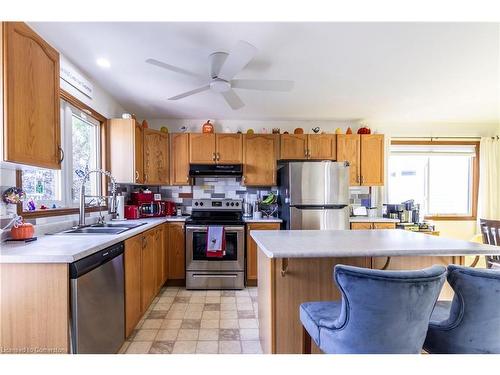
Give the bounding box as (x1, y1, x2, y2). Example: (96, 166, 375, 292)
(250, 229, 500, 258)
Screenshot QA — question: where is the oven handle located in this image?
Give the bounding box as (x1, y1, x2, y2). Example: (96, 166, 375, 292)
(185, 225, 245, 232)
(192, 273, 239, 278)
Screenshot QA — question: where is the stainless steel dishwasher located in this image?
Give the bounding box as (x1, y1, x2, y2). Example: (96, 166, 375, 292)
(69, 242, 125, 354)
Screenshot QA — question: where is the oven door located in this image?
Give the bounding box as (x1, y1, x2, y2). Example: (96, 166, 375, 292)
(185, 225, 245, 271)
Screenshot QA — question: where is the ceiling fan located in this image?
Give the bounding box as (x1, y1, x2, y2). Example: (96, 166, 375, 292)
(145, 40, 294, 110)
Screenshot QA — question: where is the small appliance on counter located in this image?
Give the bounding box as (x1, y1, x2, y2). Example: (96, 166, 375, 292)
(124, 189, 170, 219)
(383, 200, 420, 223)
(166, 201, 177, 216)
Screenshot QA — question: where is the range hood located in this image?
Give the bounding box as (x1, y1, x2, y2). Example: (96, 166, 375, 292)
(189, 164, 243, 177)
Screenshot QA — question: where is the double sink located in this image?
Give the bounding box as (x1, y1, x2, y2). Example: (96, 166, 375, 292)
(58, 222, 147, 235)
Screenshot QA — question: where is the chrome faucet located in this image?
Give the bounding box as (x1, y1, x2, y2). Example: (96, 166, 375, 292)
(78, 169, 117, 227)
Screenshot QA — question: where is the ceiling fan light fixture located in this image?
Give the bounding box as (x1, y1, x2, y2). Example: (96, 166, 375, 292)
(210, 78, 231, 93)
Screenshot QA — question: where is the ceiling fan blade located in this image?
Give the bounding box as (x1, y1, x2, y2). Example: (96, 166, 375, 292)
(231, 79, 294, 91)
(217, 41, 258, 81)
(146, 58, 204, 79)
(220, 89, 245, 110)
(168, 85, 210, 100)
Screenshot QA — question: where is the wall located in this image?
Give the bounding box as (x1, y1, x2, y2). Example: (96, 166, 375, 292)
(146, 118, 361, 134)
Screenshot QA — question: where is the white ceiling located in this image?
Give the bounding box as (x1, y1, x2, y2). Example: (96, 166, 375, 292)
(30, 22, 499, 123)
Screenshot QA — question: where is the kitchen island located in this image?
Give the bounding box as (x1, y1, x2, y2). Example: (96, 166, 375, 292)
(251, 229, 500, 354)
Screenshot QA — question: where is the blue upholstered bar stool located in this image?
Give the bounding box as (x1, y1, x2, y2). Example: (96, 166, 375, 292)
(299, 264, 447, 354)
(423, 265, 500, 354)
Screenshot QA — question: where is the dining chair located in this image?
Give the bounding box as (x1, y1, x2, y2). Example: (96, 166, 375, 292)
(480, 219, 500, 269)
(423, 265, 500, 354)
(299, 264, 447, 354)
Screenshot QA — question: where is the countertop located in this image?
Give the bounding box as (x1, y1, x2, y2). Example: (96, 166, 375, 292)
(349, 216, 400, 223)
(243, 217, 282, 223)
(250, 229, 500, 259)
(0, 217, 186, 264)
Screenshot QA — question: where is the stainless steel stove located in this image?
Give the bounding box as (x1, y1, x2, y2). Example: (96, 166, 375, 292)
(185, 199, 245, 290)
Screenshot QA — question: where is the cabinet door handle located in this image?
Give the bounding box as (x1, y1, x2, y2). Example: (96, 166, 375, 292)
(186, 176, 189, 182)
(144, 173, 148, 182)
(135, 171, 140, 181)
(356, 175, 360, 183)
(58, 146, 65, 163)
(360, 176, 364, 184)
(212, 152, 216, 161)
(243, 175, 247, 183)
(216, 152, 220, 161)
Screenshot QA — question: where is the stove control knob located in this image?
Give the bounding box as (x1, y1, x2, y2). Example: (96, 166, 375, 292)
(200, 202, 204, 206)
(235, 202, 239, 206)
(226, 202, 230, 206)
(230, 202, 234, 206)
(195, 202, 199, 206)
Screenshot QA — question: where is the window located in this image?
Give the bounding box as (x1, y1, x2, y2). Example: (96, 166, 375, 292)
(20, 98, 102, 212)
(388, 141, 479, 220)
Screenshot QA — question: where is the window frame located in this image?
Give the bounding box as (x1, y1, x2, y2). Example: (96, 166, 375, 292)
(390, 140, 480, 221)
(17, 89, 109, 219)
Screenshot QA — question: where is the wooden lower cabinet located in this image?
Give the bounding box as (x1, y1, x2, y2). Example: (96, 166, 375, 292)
(373, 222, 396, 229)
(124, 224, 170, 338)
(166, 222, 186, 283)
(350, 222, 396, 230)
(0, 263, 69, 353)
(141, 229, 157, 312)
(350, 222, 374, 230)
(246, 222, 280, 285)
(124, 234, 143, 337)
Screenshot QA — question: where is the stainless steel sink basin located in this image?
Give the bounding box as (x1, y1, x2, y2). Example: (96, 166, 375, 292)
(91, 222, 147, 229)
(56, 222, 147, 235)
(59, 227, 130, 235)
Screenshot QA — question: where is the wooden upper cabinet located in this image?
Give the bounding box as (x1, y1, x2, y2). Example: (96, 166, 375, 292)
(189, 133, 242, 164)
(2, 22, 61, 169)
(280, 134, 308, 160)
(189, 133, 216, 164)
(170, 133, 190, 185)
(280, 134, 336, 160)
(243, 134, 278, 186)
(216, 134, 242, 163)
(308, 134, 336, 160)
(337, 134, 361, 185)
(143, 129, 169, 185)
(360, 134, 384, 186)
(124, 234, 143, 338)
(109, 119, 144, 184)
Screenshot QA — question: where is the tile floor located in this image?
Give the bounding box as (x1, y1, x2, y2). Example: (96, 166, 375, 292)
(120, 287, 263, 354)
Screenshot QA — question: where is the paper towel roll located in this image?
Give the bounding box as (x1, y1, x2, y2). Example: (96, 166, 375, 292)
(115, 195, 125, 220)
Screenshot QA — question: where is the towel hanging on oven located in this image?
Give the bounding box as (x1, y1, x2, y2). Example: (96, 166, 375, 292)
(206, 226, 225, 258)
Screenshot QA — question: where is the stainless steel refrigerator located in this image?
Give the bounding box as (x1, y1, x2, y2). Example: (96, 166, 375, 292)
(278, 161, 350, 230)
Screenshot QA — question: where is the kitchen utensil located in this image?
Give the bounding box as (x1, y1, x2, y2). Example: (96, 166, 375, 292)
(243, 201, 253, 217)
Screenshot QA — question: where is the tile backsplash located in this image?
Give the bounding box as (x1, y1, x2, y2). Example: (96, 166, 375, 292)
(117, 178, 276, 214)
